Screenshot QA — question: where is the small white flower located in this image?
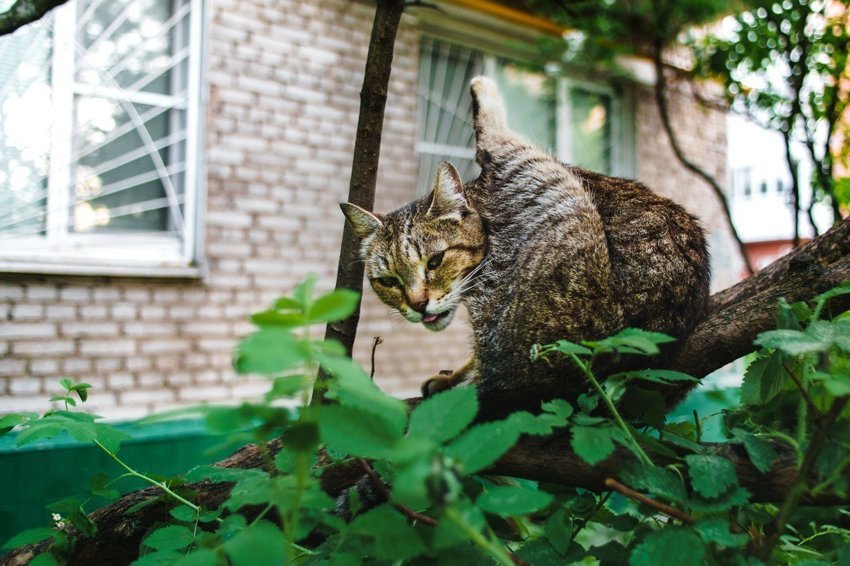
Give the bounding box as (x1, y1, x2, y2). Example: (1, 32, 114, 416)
(52, 513, 62, 522)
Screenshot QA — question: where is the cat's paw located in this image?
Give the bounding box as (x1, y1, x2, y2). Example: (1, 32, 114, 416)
(420, 370, 457, 397)
(470, 77, 507, 131)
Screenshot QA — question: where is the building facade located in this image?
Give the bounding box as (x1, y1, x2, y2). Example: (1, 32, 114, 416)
(0, 0, 742, 418)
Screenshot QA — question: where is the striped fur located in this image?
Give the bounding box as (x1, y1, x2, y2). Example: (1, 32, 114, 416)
(342, 77, 710, 410)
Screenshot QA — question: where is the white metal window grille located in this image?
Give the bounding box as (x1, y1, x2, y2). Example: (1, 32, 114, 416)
(416, 37, 632, 195)
(0, 0, 204, 276)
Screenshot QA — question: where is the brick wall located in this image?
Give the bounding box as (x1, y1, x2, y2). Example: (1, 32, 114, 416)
(634, 84, 744, 291)
(0, 0, 738, 418)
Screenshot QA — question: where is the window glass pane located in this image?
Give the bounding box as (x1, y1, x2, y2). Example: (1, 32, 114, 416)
(570, 88, 612, 174)
(71, 97, 185, 234)
(76, 0, 178, 94)
(494, 62, 556, 152)
(417, 38, 483, 194)
(0, 8, 52, 238)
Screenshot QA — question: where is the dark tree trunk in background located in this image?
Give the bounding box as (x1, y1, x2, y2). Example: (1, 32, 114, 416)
(313, 0, 405, 403)
(0, 0, 68, 36)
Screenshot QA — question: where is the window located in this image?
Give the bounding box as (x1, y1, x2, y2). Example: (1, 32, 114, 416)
(416, 37, 633, 194)
(0, 0, 205, 276)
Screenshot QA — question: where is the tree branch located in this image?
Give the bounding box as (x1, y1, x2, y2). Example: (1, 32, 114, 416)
(0, 0, 67, 36)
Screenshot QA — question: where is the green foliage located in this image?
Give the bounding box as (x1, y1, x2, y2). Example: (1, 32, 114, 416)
(2, 277, 849, 565)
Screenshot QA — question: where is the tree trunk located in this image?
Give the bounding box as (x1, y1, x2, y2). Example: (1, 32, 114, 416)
(313, 0, 405, 404)
(4, 217, 850, 566)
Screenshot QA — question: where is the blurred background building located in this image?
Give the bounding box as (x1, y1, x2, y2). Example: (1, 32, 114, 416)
(0, 0, 746, 418)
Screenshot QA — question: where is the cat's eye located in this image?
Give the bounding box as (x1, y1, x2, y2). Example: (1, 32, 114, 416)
(376, 276, 400, 288)
(427, 251, 445, 270)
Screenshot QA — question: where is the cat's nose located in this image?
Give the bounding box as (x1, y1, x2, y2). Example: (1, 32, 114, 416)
(408, 297, 429, 314)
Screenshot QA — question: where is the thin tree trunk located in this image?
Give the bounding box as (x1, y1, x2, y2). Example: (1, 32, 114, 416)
(650, 45, 755, 275)
(782, 127, 802, 248)
(313, 0, 405, 403)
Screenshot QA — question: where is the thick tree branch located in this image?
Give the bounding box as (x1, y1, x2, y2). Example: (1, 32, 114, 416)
(0, 0, 67, 36)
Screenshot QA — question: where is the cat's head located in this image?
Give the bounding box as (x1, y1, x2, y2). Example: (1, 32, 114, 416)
(341, 162, 486, 331)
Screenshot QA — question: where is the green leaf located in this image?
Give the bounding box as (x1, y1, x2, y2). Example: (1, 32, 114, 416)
(540, 398, 573, 420)
(408, 386, 478, 443)
(619, 464, 687, 503)
(320, 354, 407, 434)
(264, 375, 312, 400)
(687, 486, 751, 513)
(616, 369, 698, 384)
(0, 413, 31, 435)
(293, 273, 318, 309)
(571, 425, 616, 465)
(506, 410, 566, 436)
(445, 419, 522, 474)
(74, 383, 91, 402)
(629, 527, 705, 566)
(731, 429, 777, 474)
(250, 310, 308, 328)
(169, 505, 198, 522)
(234, 328, 308, 375)
(694, 518, 748, 548)
(740, 353, 788, 405)
(307, 289, 360, 323)
(544, 508, 573, 555)
(686, 454, 738, 499)
(319, 404, 402, 459)
(477, 485, 553, 516)
(172, 549, 219, 566)
(143, 525, 194, 552)
(552, 340, 593, 356)
(222, 521, 286, 566)
(59, 377, 74, 391)
(30, 554, 59, 566)
(2, 527, 57, 550)
(349, 505, 426, 560)
(755, 328, 829, 355)
(131, 551, 184, 566)
(588, 328, 676, 356)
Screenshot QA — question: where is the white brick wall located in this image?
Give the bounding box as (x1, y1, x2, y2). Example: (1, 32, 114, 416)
(0, 0, 735, 417)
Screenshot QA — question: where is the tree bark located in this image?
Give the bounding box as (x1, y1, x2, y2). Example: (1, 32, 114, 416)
(4, 218, 850, 566)
(313, 0, 405, 403)
(0, 0, 68, 36)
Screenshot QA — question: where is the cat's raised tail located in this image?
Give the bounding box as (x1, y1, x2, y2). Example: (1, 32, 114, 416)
(470, 77, 507, 135)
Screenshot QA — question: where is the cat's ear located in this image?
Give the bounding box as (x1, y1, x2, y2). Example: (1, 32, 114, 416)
(428, 162, 469, 218)
(340, 203, 382, 238)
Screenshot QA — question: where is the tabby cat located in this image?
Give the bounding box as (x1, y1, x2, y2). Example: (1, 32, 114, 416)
(341, 77, 710, 412)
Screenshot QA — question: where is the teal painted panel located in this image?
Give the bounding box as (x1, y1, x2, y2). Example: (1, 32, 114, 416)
(0, 420, 227, 546)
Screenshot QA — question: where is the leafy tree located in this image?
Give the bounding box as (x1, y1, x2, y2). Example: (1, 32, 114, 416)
(694, 0, 850, 242)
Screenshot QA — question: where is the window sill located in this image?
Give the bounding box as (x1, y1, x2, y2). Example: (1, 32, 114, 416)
(0, 259, 206, 279)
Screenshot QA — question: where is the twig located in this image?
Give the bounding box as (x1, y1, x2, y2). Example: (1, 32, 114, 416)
(692, 410, 702, 444)
(604, 478, 695, 524)
(370, 336, 383, 380)
(783, 362, 822, 422)
(356, 458, 438, 527)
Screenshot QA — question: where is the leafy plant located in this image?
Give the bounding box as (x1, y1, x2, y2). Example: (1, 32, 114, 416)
(1, 278, 849, 564)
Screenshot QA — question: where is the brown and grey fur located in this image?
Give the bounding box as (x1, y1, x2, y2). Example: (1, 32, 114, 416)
(342, 77, 710, 413)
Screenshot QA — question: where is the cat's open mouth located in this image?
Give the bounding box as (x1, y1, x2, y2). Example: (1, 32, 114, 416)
(421, 310, 451, 329)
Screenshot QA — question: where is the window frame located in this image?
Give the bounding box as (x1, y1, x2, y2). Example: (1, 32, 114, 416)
(415, 29, 637, 195)
(0, 0, 208, 278)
